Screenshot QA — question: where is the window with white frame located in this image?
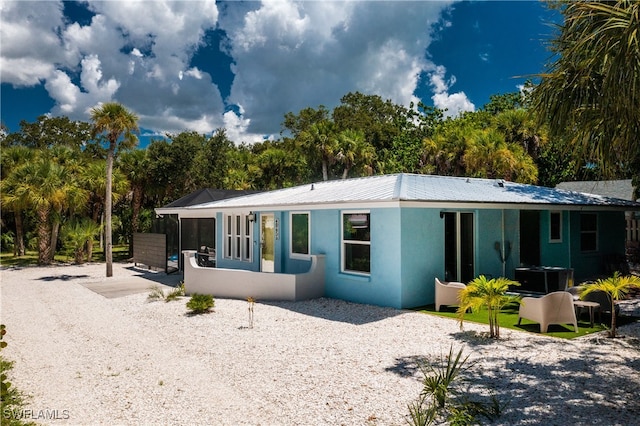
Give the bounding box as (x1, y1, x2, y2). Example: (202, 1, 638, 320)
(234, 215, 242, 259)
(224, 213, 252, 262)
(580, 213, 598, 252)
(290, 212, 310, 257)
(243, 215, 252, 261)
(549, 211, 562, 242)
(224, 214, 232, 258)
(342, 212, 370, 274)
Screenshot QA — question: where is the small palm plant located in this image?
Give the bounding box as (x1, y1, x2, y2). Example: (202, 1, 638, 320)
(247, 297, 256, 329)
(457, 275, 520, 339)
(580, 271, 640, 338)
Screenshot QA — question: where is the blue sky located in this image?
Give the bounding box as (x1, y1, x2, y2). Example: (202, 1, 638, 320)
(1, 1, 560, 146)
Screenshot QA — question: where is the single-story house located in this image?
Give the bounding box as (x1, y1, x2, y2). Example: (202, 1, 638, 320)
(155, 173, 640, 309)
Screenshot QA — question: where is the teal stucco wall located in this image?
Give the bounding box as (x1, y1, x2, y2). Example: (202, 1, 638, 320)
(539, 210, 571, 268)
(398, 208, 442, 309)
(570, 210, 626, 281)
(207, 206, 627, 309)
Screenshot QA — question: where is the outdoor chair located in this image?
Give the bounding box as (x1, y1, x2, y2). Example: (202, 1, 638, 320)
(569, 284, 619, 317)
(435, 277, 466, 312)
(518, 291, 578, 333)
(583, 289, 620, 317)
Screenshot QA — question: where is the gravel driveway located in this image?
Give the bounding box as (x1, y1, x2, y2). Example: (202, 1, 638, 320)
(1, 262, 639, 425)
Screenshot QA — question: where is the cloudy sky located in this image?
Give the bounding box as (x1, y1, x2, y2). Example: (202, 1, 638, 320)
(1, 1, 559, 145)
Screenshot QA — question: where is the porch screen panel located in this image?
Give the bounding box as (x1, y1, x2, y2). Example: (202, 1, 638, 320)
(181, 219, 198, 252)
(181, 218, 215, 252)
(198, 218, 215, 250)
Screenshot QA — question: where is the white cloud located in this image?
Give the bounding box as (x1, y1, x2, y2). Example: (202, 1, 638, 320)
(222, 0, 456, 135)
(427, 65, 475, 117)
(223, 107, 265, 144)
(0, 1, 69, 85)
(1, 0, 225, 136)
(2, 0, 471, 143)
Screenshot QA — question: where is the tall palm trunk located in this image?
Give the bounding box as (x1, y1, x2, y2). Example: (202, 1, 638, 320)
(609, 298, 618, 338)
(48, 207, 63, 263)
(36, 208, 52, 265)
(14, 210, 25, 256)
(105, 141, 115, 277)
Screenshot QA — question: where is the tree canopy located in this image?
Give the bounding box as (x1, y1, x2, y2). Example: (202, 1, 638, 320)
(532, 0, 640, 186)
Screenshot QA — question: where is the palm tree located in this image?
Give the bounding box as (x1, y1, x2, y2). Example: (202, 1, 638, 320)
(90, 103, 139, 277)
(531, 1, 640, 179)
(118, 150, 149, 257)
(42, 146, 87, 262)
(457, 275, 520, 339)
(0, 146, 35, 256)
(81, 160, 128, 260)
(464, 129, 538, 183)
(493, 109, 545, 160)
(580, 272, 640, 338)
(337, 129, 375, 179)
(61, 218, 102, 264)
(6, 157, 87, 264)
(301, 121, 339, 181)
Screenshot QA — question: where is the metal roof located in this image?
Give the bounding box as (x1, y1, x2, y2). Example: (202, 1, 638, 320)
(556, 179, 635, 201)
(180, 174, 640, 212)
(162, 188, 260, 208)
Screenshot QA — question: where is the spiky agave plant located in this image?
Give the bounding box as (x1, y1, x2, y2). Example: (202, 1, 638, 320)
(456, 275, 520, 339)
(580, 271, 640, 338)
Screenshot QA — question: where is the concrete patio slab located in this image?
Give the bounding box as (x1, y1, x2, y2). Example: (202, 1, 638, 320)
(81, 270, 183, 298)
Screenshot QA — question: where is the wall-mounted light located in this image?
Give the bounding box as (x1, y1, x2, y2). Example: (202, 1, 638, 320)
(439, 211, 445, 219)
(247, 212, 256, 222)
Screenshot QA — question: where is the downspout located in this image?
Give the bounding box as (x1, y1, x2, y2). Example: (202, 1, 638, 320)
(502, 209, 506, 277)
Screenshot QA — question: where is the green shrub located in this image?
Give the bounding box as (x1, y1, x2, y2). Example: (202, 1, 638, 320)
(186, 294, 215, 314)
(1, 324, 37, 426)
(147, 285, 165, 301)
(147, 282, 185, 303)
(165, 282, 185, 302)
(406, 346, 504, 426)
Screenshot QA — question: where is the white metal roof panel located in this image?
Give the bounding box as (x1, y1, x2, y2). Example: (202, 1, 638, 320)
(185, 174, 640, 211)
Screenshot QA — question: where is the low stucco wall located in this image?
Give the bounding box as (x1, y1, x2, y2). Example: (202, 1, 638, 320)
(183, 251, 325, 301)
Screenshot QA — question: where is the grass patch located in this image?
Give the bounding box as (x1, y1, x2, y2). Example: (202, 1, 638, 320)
(416, 305, 637, 339)
(0, 245, 130, 267)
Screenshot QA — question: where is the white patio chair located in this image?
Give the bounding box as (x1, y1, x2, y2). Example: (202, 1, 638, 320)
(435, 277, 466, 312)
(518, 291, 578, 333)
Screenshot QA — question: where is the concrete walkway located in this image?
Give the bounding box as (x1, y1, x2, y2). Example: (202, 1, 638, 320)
(81, 268, 183, 299)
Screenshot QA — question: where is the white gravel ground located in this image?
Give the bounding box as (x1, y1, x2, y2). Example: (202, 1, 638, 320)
(1, 262, 639, 426)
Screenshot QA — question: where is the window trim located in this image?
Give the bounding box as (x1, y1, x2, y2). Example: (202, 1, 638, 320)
(224, 213, 253, 262)
(549, 211, 562, 243)
(289, 211, 311, 259)
(580, 213, 598, 252)
(224, 214, 232, 259)
(341, 210, 371, 276)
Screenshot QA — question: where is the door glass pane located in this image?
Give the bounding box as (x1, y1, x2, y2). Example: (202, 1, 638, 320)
(460, 213, 474, 283)
(261, 215, 275, 272)
(444, 213, 457, 282)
